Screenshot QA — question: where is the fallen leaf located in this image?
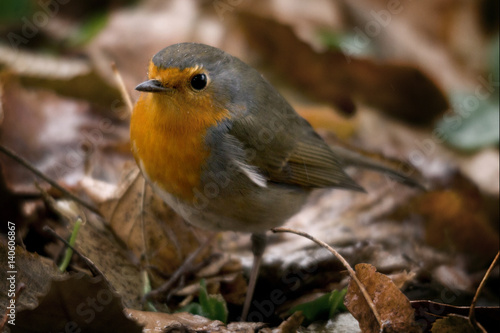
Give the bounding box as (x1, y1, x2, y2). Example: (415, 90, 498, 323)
(0, 44, 122, 106)
(413, 183, 499, 260)
(127, 308, 267, 332)
(433, 264, 473, 293)
(86, 0, 210, 93)
(177, 279, 228, 324)
(344, 263, 421, 333)
(431, 314, 485, 333)
(198, 254, 247, 306)
(0, 74, 128, 192)
(289, 288, 347, 324)
(0, 76, 88, 191)
(0, 241, 63, 314)
(10, 273, 143, 333)
(385, 270, 416, 291)
(0, 164, 26, 231)
(295, 104, 358, 140)
(237, 13, 448, 124)
(411, 300, 499, 333)
(459, 148, 500, 196)
(73, 212, 144, 309)
(275, 310, 304, 333)
(436, 95, 499, 152)
(86, 165, 212, 287)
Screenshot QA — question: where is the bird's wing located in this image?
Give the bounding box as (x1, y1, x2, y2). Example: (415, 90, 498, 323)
(226, 108, 364, 192)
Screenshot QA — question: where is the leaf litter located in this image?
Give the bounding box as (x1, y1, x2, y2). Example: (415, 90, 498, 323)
(0, 0, 498, 332)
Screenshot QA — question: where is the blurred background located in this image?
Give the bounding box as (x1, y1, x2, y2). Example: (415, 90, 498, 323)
(0, 0, 498, 328)
(1, 0, 498, 185)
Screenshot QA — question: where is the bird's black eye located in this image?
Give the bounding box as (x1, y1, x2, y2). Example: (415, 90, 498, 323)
(190, 73, 207, 90)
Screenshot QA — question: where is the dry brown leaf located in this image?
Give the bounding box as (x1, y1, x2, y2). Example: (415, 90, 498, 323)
(0, 76, 89, 191)
(194, 254, 246, 305)
(219, 270, 247, 306)
(0, 44, 122, 106)
(387, 270, 417, 290)
(431, 314, 486, 333)
(87, 0, 223, 93)
(460, 148, 500, 197)
(413, 182, 499, 261)
(0, 74, 129, 192)
(237, 13, 448, 124)
(74, 213, 144, 309)
(90, 165, 212, 287)
(274, 310, 304, 333)
(0, 241, 63, 314)
(126, 309, 267, 332)
(0, 164, 26, 231)
(295, 104, 358, 140)
(342, 0, 490, 92)
(411, 300, 499, 333)
(344, 263, 421, 333)
(10, 273, 142, 333)
(433, 265, 473, 293)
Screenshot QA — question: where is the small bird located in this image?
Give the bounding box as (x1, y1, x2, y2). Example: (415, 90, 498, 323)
(130, 42, 420, 321)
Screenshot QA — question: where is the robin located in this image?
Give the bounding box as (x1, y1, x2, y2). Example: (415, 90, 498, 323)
(130, 42, 420, 321)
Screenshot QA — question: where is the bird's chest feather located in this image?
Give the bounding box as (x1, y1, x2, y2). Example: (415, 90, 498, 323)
(130, 93, 228, 201)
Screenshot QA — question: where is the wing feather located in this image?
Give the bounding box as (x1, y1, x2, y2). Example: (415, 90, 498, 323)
(227, 111, 364, 192)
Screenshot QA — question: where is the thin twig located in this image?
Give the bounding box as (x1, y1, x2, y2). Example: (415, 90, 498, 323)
(0, 144, 101, 216)
(111, 62, 133, 114)
(469, 251, 499, 328)
(272, 227, 384, 330)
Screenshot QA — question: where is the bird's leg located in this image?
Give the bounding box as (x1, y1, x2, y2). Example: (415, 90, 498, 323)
(241, 232, 267, 322)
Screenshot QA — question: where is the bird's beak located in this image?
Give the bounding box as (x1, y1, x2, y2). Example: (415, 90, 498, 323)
(135, 79, 172, 93)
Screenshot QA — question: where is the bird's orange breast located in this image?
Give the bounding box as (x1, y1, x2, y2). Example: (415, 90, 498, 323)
(130, 81, 229, 202)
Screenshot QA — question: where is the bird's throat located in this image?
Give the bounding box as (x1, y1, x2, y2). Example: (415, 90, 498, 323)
(130, 93, 229, 201)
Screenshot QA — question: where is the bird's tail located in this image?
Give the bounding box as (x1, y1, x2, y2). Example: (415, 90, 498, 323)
(330, 145, 425, 190)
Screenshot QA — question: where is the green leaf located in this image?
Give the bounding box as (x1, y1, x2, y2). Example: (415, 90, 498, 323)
(317, 29, 376, 58)
(0, 0, 35, 22)
(179, 302, 204, 316)
(289, 289, 348, 323)
(328, 289, 347, 318)
(437, 95, 499, 151)
(317, 29, 343, 50)
(67, 11, 109, 47)
(177, 279, 228, 324)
